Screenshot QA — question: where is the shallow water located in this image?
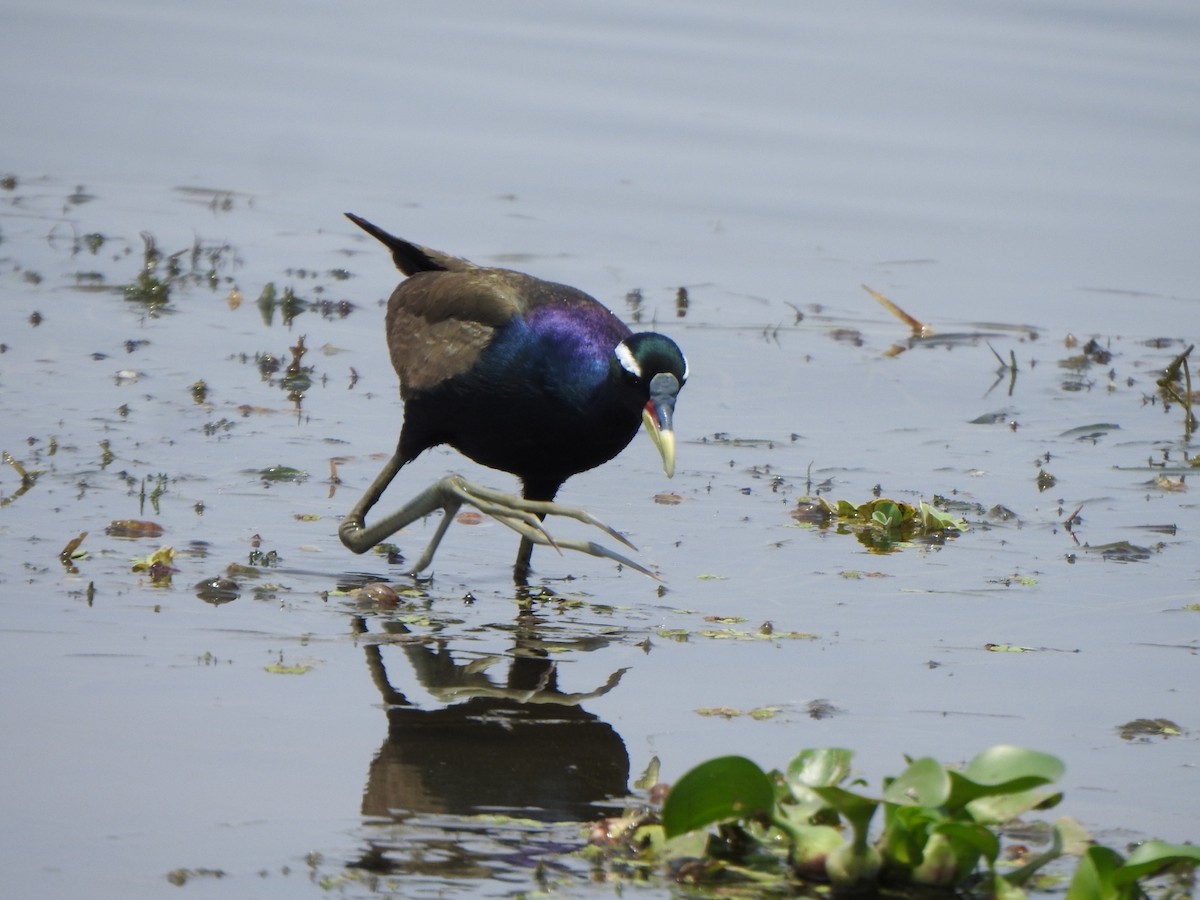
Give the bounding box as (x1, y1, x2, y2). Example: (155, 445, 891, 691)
(2, 1, 1199, 897)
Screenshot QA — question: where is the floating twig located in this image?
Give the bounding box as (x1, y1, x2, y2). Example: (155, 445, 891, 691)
(1, 451, 40, 507)
(863, 285, 933, 338)
(985, 341, 1020, 397)
(60, 531, 88, 573)
(1063, 504, 1084, 547)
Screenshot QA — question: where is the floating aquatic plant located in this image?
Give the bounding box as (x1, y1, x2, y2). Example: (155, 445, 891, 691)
(792, 495, 968, 552)
(590, 745, 1200, 899)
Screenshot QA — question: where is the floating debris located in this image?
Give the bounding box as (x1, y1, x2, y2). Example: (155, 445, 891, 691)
(106, 520, 165, 538)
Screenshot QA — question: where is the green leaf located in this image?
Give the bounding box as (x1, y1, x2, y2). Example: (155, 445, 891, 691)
(879, 803, 938, 869)
(934, 821, 999, 866)
(968, 787, 1062, 825)
(882, 756, 951, 807)
(785, 747, 854, 790)
(661, 756, 776, 839)
(1003, 822, 1064, 888)
(989, 870, 1031, 900)
(810, 784, 879, 849)
(872, 501, 903, 528)
(787, 823, 845, 879)
(633, 756, 661, 791)
(945, 745, 1064, 808)
(910, 828, 988, 886)
(826, 840, 883, 887)
(1066, 845, 1126, 900)
(918, 499, 968, 531)
(964, 745, 1064, 785)
(1113, 840, 1200, 885)
(782, 748, 856, 821)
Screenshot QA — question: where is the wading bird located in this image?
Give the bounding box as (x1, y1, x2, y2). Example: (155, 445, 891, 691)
(338, 214, 688, 581)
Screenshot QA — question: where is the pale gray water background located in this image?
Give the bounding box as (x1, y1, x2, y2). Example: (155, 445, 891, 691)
(2, 0, 1198, 896)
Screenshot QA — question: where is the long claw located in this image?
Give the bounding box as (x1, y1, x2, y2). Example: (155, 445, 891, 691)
(443, 483, 564, 554)
(436, 479, 655, 577)
(455, 480, 639, 551)
(486, 509, 658, 578)
(339, 463, 657, 579)
(567, 540, 660, 580)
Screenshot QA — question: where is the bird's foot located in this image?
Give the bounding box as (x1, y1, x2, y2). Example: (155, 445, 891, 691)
(338, 464, 660, 579)
(416, 475, 658, 580)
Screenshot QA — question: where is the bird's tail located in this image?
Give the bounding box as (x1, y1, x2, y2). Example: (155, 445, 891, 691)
(344, 213, 475, 275)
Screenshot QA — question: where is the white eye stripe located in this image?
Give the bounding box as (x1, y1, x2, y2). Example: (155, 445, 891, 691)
(615, 342, 641, 378)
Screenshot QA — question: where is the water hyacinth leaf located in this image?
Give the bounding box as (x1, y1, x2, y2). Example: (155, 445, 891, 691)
(909, 828, 991, 887)
(963, 745, 1064, 789)
(933, 821, 1000, 865)
(880, 803, 940, 870)
(1003, 822, 1064, 888)
(661, 756, 775, 839)
(945, 745, 1064, 808)
(1113, 841, 1200, 886)
(990, 872, 1032, 900)
(825, 837, 883, 887)
(783, 747, 855, 820)
(967, 786, 1063, 825)
(859, 498, 914, 528)
(836, 499, 859, 518)
(800, 495, 967, 542)
(786, 823, 846, 879)
(919, 500, 968, 531)
(882, 756, 951, 807)
(872, 500, 904, 529)
(1066, 845, 1125, 900)
(1054, 816, 1094, 857)
(809, 784, 879, 845)
(786, 747, 854, 791)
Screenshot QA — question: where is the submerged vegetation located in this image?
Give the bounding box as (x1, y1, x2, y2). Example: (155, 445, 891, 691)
(1156, 344, 1196, 439)
(121, 230, 240, 315)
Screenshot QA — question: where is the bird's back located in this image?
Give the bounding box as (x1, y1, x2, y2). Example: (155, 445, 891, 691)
(347, 214, 645, 494)
(393, 271, 639, 488)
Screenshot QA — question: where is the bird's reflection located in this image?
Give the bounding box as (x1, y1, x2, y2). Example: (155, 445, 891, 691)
(347, 605, 631, 877)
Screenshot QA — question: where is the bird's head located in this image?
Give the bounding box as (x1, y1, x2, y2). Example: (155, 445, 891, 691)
(614, 333, 688, 478)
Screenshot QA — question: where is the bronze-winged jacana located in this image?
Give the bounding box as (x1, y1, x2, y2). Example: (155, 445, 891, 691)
(338, 214, 688, 581)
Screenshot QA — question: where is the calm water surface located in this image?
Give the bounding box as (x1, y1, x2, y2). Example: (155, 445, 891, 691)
(2, 1, 1198, 897)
